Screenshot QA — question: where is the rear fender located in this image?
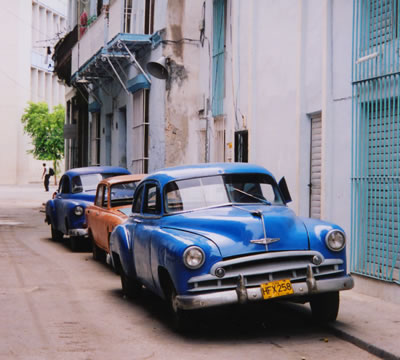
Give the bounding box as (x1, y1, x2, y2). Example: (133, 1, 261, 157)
(110, 225, 135, 277)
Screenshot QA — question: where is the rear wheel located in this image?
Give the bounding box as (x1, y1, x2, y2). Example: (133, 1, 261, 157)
(51, 224, 63, 242)
(310, 291, 340, 323)
(69, 236, 80, 252)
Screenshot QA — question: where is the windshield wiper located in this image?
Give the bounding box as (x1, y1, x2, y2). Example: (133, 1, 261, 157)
(232, 187, 271, 205)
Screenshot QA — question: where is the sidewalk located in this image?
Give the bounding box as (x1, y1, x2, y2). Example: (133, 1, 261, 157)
(0, 183, 56, 209)
(329, 290, 400, 360)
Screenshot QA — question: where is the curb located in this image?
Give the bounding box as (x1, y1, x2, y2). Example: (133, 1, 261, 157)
(328, 325, 400, 360)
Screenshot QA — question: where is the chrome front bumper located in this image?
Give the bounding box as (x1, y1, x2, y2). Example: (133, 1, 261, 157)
(176, 272, 354, 311)
(68, 228, 88, 237)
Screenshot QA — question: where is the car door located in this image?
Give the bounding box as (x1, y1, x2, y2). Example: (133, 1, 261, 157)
(132, 182, 161, 290)
(96, 185, 114, 251)
(87, 184, 106, 247)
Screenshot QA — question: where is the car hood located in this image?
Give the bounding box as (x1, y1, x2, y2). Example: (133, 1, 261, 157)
(161, 205, 309, 258)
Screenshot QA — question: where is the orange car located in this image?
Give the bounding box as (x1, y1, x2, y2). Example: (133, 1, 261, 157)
(86, 174, 145, 262)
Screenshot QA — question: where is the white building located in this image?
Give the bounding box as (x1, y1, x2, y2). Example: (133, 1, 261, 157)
(0, 0, 68, 184)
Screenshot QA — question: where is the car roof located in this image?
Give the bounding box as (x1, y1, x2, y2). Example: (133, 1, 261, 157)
(64, 166, 131, 178)
(97, 174, 146, 186)
(143, 163, 276, 186)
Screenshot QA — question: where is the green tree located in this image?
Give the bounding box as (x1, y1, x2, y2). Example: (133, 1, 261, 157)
(21, 102, 65, 184)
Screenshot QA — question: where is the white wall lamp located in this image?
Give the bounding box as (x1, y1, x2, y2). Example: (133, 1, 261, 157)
(146, 56, 170, 80)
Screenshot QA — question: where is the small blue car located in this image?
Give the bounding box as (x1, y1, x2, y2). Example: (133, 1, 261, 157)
(109, 163, 353, 328)
(45, 166, 130, 250)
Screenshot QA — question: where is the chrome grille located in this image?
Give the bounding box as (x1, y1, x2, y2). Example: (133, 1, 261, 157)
(188, 251, 344, 293)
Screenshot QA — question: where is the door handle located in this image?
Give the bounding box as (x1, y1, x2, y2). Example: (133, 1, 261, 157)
(133, 218, 142, 223)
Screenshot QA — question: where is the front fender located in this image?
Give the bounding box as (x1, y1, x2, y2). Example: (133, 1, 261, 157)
(64, 200, 91, 230)
(45, 199, 55, 224)
(152, 227, 222, 296)
(300, 217, 347, 272)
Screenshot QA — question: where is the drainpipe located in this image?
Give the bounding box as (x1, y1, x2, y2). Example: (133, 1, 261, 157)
(321, 0, 333, 220)
(295, 0, 307, 216)
(103, 1, 110, 46)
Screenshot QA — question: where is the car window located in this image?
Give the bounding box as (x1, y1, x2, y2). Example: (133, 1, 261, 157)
(71, 173, 127, 194)
(132, 185, 144, 214)
(224, 173, 284, 205)
(103, 186, 109, 208)
(143, 184, 160, 215)
(164, 173, 284, 213)
(110, 181, 138, 207)
(164, 176, 228, 213)
(60, 176, 70, 194)
(95, 185, 105, 207)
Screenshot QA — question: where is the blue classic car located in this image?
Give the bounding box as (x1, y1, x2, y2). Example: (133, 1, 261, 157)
(45, 166, 130, 250)
(109, 163, 353, 328)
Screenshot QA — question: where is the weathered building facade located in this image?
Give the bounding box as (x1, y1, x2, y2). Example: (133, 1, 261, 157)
(55, 0, 399, 301)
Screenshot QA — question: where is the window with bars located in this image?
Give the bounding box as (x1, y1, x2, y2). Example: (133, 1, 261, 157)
(132, 90, 149, 173)
(366, 0, 398, 47)
(234, 130, 248, 163)
(144, 0, 155, 35)
(124, 0, 133, 33)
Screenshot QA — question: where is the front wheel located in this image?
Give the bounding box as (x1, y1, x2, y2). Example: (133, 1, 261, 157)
(92, 238, 106, 262)
(166, 281, 191, 332)
(310, 291, 340, 323)
(120, 268, 141, 299)
(51, 224, 63, 242)
(69, 236, 80, 252)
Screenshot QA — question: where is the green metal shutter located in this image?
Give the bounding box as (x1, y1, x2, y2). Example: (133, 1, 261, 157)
(352, 0, 400, 283)
(212, 0, 225, 116)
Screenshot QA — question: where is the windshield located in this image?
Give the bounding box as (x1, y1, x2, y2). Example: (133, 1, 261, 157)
(164, 173, 284, 213)
(71, 173, 124, 193)
(109, 181, 138, 206)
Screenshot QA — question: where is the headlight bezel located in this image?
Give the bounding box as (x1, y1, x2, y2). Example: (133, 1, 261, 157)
(325, 229, 346, 252)
(74, 205, 84, 216)
(183, 246, 205, 269)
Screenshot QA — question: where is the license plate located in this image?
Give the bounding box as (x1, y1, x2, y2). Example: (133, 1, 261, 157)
(260, 279, 294, 300)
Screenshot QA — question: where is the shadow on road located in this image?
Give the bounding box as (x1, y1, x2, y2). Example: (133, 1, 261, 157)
(109, 286, 323, 341)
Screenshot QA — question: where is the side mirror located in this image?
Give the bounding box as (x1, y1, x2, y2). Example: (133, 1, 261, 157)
(278, 177, 292, 204)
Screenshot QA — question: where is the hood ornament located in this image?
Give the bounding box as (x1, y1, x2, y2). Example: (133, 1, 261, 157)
(250, 238, 280, 245)
(233, 205, 280, 251)
(249, 209, 279, 251)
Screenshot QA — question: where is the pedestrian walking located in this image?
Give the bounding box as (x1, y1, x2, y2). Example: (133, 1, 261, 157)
(42, 163, 50, 192)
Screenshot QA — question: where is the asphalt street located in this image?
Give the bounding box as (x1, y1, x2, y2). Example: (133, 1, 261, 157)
(0, 183, 380, 360)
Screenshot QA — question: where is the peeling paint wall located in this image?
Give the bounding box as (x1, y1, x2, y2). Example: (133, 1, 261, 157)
(163, 0, 204, 166)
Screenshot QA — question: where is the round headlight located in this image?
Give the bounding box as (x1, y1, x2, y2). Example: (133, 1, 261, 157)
(183, 246, 205, 269)
(325, 229, 346, 252)
(74, 205, 84, 216)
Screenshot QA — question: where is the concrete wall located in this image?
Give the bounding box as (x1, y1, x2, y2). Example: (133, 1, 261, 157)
(0, 1, 31, 184)
(163, 0, 205, 167)
(0, 0, 68, 185)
